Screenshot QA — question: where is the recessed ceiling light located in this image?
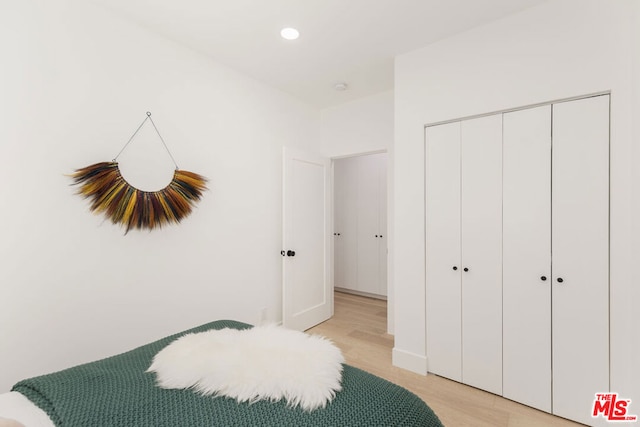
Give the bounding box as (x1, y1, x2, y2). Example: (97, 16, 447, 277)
(280, 27, 300, 40)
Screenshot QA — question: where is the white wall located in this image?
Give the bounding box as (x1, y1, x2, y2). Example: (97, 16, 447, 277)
(320, 91, 393, 157)
(0, 0, 321, 392)
(393, 0, 639, 405)
(320, 91, 395, 333)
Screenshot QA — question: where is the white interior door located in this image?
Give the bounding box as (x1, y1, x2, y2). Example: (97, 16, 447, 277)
(552, 95, 609, 425)
(502, 105, 552, 412)
(425, 121, 462, 382)
(282, 147, 332, 331)
(460, 114, 503, 395)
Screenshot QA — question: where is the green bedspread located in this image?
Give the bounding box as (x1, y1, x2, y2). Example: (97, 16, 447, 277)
(12, 320, 442, 426)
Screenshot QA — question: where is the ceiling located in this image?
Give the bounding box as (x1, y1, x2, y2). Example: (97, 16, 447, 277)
(91, 0, 548, 109)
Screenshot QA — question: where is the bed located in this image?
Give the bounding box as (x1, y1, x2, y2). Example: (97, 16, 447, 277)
(0, 320, 442, 426)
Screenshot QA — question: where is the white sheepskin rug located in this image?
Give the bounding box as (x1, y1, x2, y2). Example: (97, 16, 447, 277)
(147, 325, 345, 411)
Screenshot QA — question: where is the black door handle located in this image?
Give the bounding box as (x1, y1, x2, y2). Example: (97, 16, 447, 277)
(280, 250, 285, 256)
(463, 267, 469, 272)
(453, 266, 458, 271)
(557, 277, 563, 283)
(287, 250, 296, 257)
(541, 276, 547, 281)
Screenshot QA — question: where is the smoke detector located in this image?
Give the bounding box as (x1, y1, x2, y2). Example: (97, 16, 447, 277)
(334, 82, 348, 91)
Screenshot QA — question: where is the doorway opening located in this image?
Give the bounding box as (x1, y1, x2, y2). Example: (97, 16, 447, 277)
(332, 151, 389, 330)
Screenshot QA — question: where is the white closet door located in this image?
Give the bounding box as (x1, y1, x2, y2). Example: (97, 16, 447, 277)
(425, 122, 462, 381)
(376, 153, 388, 296)
(460, 114, 503, 395)
(333, 157, 359, 290)
(502, 105, 552, 412)
(357, 154, 382, 294)
(333, 158, 347, 288)
(552, 95, 609, 425)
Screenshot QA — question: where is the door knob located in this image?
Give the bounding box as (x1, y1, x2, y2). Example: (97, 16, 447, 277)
(541, 276, 547, 281)
(463, 267, 469, 272)
(379, 235, 383, 238)
(557, 277, 564, 283)
(280, 250, 286, 256)
(452, 266, 458, 271)
(287, 250, 296, 257)
(375, 235, 378, 237)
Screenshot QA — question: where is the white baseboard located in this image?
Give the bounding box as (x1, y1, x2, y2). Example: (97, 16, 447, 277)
(392, 347, 427, 375)
(334, 287, 387, 300)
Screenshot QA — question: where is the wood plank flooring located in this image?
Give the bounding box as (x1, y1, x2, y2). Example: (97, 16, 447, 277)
(307, 291, 584, 427)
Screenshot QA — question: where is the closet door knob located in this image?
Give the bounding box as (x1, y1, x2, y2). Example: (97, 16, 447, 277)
(463, 267, 469, 272)
(287, 250, 296, 257)
(337, 233, 340, 236)
(557, 277, 564, 283)
(452, 266, 458, 271)
(540, 276, 547, 281)
(379, 235, 383, 238)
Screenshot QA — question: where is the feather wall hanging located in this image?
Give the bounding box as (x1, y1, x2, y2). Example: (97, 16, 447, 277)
(70, 112, 207, 233)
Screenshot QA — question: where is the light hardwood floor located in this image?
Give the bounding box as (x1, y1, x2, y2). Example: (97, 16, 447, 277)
(308, 291, 585, 427)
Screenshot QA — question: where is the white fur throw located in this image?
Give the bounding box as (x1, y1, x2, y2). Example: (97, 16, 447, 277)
(147, 325, 345, 411)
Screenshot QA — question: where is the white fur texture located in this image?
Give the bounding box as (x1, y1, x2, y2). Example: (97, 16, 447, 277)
(147, 325, 345, 411)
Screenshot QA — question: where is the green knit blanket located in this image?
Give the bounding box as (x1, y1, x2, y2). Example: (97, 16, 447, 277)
(12, 320, 442, 426)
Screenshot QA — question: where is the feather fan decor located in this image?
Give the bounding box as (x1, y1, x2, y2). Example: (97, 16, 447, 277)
(70, 112, 208, 233)
(71, 162, 207, 233)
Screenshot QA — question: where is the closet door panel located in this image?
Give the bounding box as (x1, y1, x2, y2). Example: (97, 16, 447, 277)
(333, 158, 346, 287)
(333, 157, 359, 290)
(357, 154, 381, 294)
(460, 114, 503, 395)
(552, 95, 609, 425)
(376, 153, 388, 296)
(425, 122, 462, 381)
(502, 105, 552, 412)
